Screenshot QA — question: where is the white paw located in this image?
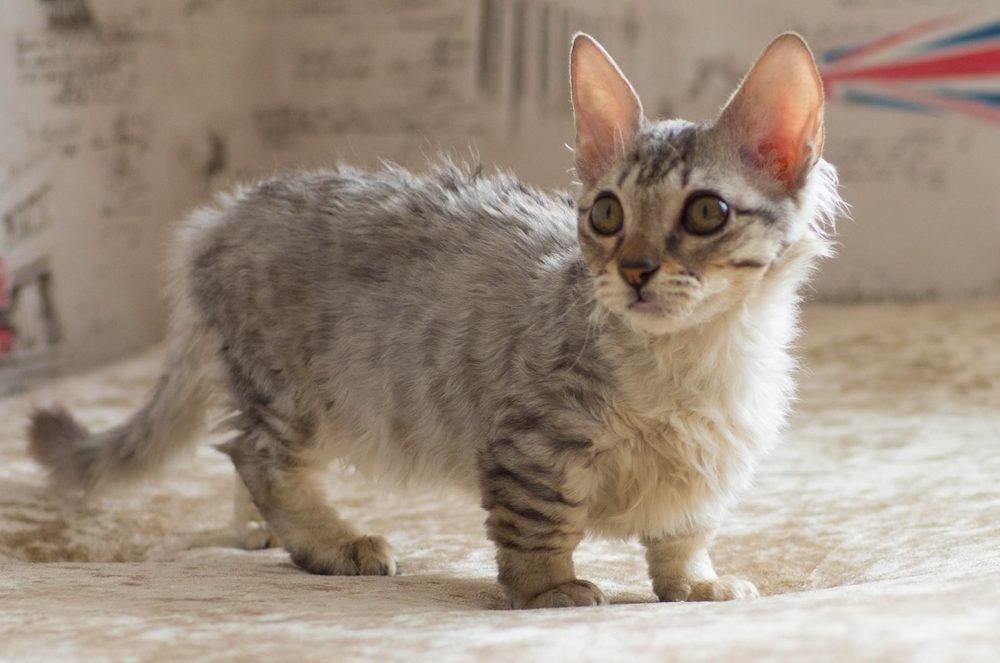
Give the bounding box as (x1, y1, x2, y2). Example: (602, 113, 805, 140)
(655, 575, 759, 602)
(237, 520, 279, 550)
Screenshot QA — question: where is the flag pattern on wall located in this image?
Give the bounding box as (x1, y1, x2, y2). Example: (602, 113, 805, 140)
(821, 15, 1000, 123)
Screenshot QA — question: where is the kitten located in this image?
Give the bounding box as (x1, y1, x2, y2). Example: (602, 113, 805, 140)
(28, 33, 841, 609)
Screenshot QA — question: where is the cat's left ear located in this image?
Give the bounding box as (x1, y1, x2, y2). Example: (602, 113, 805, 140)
(717, 33, 825, 191)
(570, 33, 643, 188)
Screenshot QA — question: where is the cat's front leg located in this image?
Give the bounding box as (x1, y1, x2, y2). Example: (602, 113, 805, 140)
(478, 436, 605, 609)
(644, 531, 759, 602)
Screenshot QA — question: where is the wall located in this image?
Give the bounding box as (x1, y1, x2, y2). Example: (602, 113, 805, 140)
(1, 0, 998, 392)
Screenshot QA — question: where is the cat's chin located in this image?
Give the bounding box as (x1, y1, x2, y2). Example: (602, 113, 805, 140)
(622, 299, 703, 336)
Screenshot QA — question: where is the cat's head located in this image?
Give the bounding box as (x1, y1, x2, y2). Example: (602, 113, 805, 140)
(570, 33, 840, 336)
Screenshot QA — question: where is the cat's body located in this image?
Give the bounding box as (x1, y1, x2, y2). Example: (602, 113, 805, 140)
(190, 165, 591, 497)
(28, 34, 841, 608)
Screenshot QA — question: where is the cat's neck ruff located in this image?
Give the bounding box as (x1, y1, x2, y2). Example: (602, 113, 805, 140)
(592, 245, 820, 446)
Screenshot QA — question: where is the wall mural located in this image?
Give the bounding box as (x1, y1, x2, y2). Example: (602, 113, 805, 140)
(822, 16, 1000, 123)
(0, 258, 13, 359)
(0, 256, 62, 367)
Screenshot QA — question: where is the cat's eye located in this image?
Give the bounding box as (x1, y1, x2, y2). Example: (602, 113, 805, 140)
(589, 193, 624, 236)
(682, 194, 729, 235)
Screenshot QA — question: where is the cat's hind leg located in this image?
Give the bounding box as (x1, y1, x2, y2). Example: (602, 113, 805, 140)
(233, 472, 279, 550)
(220, 422, 396, 576)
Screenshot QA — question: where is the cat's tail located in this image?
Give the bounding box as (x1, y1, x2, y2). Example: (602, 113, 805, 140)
(26, 198, 229, 496)
(28, 315, 218, 496)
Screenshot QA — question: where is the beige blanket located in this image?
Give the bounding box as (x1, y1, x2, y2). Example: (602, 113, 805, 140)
(2, 299, 998, 662)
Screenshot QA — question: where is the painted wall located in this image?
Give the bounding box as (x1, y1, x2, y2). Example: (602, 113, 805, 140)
(2, 0, 998, 392)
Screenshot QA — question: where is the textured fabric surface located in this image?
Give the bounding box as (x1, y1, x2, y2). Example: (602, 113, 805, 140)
(1, 299, 998, 662)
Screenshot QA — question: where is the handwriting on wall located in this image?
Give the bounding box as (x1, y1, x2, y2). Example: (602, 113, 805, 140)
(15, 31, 140, 107)
(3, 185, 52, 249)
(824, 127, 973, 192)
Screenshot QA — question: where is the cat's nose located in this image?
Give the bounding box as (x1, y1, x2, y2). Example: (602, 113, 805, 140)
(618, 259, 660, 289)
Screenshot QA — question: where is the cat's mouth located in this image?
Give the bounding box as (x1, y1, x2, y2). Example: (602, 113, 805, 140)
(625, 290, 697, 321)
(627, 298, 664, 316)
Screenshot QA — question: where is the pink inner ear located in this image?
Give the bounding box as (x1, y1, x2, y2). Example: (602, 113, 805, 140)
(571, 35, 642, 186)
(723, 34, 824, 191)
(751, 98, 814, 188)
(576, 106, 621, 176)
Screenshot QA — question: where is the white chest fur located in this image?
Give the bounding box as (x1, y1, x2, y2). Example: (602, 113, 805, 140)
(577, 305, 798, 541)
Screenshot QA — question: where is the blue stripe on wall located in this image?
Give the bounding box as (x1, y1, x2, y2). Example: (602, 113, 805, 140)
(841, 89, 940, 114)
(821, 45, 861, 64)
(919, 20, 1000, 53)
(933, 88, 1000, 107)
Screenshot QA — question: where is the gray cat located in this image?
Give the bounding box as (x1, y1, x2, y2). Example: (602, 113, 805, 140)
(28, 33, 841, 609)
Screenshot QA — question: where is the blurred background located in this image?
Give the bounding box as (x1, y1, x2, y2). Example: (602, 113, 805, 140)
(1, 0, 998, 393)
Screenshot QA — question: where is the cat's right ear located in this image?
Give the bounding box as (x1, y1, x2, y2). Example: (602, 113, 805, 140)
(570, 34, 643, 188)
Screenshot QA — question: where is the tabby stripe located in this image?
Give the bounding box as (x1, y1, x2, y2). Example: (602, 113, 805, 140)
(680, 162, 693, 188)
(729, 259, 767, 269)
(665, 232, 681, 253)
(483, 463, 581, 506)
(612, 234, 624, 254)
(552, 359, 603, 384)
(548, 436, 592, 452)
(496, 414, 545, 435)
(734, 206, 779, 224)
(488, 514, 575, 543)
(490, 437, 566, 473)
(558, 385, 597, 411)
(491, 534, 563, 555)
(679, 131, 695, 187)
(494, 421, 594, 454)
(617, 162, 635, 188)
(618, 149, 643, 188)
(489, 438, 560, 475)
(491, 496, 560, 525)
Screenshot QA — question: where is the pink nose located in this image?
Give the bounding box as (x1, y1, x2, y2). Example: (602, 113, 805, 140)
(618, 259, 659, 288)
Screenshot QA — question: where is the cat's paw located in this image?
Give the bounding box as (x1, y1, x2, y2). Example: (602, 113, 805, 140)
(237, 520, 280, 550)
(290, 535, 397, 576)
(520, 579, 608, 609)
(654, 575, 759, 602)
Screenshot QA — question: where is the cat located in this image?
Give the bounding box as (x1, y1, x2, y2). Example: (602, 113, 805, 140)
(28, 32, 841, 609)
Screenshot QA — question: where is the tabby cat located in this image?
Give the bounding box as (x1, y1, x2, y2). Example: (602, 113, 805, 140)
(29, 32, 841, 609)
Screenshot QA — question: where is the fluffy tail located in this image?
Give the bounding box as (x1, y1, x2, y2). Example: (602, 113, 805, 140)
(28, 320, 217, 495)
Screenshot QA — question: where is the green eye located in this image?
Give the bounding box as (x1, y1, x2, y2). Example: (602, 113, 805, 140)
(682, 194, 729, 235)
(590, 194, 624, 236)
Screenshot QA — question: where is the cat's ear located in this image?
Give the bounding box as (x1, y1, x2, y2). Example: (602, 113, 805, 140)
(570, 33, 643, 187)
(717, 33, 825, 191)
